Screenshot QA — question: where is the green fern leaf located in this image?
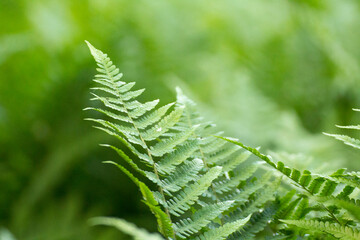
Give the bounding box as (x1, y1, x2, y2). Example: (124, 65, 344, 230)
(279, 197, 302, 220)
(320, 180, 338, 197)
(223, 173, 272, 204)
(86, 42, 270, 239)
(213, 164, 258, 194)
(231, 205, 277, 240)
(167, 166, 223, 216)
(156, 140, 198, 175)
(308, 177, 326, 194)
(292, 197, 309, 220)
(221, 151, 251, 173)
(206, 146, 241, 165)
(160, 159, 203, 194)
(135, 103, 175, 129)
(174, 201, 234, 238)
(150, 125, 198, 157)
(231, 178, 279, 220)
(192, 215, 251, 240)
(142, 107, 183, 141)
(337, 185, 355, 199)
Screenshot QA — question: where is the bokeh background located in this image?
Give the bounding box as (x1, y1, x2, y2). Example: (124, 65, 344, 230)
(1, 0, 360, 239)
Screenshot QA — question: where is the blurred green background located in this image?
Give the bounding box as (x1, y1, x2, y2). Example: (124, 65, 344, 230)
(1, 0, 360, 239)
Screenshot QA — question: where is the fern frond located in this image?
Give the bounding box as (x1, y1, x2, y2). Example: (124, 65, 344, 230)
(281, 219, 360, 240)
(337, 185, 355, 199)
(86, 42, 253, 239)
(324, 108, 360, 149)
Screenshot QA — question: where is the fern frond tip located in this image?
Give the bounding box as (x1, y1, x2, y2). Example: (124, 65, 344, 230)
(336, 124, 360, 130)
(85, 40, 101, 59)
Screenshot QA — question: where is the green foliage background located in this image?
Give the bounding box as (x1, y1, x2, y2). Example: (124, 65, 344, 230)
(1, 0, 360, 239)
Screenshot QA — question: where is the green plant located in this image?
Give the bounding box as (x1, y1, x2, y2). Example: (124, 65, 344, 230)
(85, 42, 360, 239)
(85, 42, 279, 239)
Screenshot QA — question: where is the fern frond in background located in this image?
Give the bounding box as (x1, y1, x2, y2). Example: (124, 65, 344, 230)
(175, 88, 277, 239)
(324, 108, 360, 150)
